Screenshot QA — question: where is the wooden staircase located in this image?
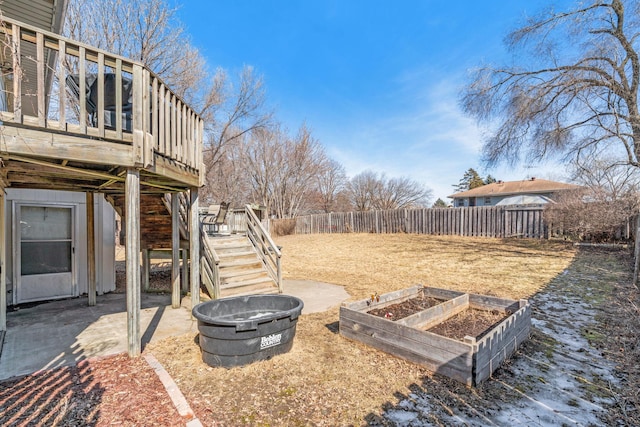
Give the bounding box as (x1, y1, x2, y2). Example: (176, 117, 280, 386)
(108, 193, 282, 299)
(208, 234, 279, 298)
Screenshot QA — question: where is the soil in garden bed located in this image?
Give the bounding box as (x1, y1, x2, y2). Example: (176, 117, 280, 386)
(426, 308, 508, 341)
(368, 291, 444, 321)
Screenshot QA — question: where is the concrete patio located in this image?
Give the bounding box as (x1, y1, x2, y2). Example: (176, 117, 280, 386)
(0, 280, 349, 380)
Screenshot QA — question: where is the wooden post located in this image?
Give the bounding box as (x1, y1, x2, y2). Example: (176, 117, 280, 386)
(171, 193, 180, 308)
(142, 249, 150, 292)
(57, 39, 66, 129)
(0, 192, 6, 331)
(12, 24, 22, 123)
(126, 168, 141, 357)
(86, 192, 96, 306)
(36, 32, 45, 127)
(181, 249, 189, 292)
(189, 188, 200, 309)
(132, 64, 144, 166)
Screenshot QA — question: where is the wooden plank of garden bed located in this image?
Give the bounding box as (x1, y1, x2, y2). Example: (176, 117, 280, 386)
(340, 307, 474, 385)
(398, 293, 469, 329)
(473, 301, 531, 385)
(422, 287, 466, 301)
(468, 293, 520, 313)
(346, 285, 422, 312)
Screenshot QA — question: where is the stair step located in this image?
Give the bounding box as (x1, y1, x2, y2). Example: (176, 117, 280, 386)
(217, 250, 256, 259)
(220, 274, 273, 288)
(219, 258, 262, 269)
(220, 284, 279, 298)
(213, 246, 253, 254)
(221, 276, 276, 290)
(220, 268, 269, 281)
(209, 236, 248, 245)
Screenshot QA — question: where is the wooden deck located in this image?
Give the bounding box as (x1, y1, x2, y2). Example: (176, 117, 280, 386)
(0, 16, 203, 193)
(0, 15, 205, 357)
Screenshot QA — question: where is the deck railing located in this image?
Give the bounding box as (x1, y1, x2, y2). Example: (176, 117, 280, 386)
(0, 16, 203, 176)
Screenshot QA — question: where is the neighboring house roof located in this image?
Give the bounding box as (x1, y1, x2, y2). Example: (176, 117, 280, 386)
(448, 178, 581, 199)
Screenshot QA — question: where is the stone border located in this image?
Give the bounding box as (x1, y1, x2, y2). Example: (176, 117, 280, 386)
(144, 353, 205, 427)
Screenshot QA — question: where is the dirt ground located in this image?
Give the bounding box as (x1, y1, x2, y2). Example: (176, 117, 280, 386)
(1, 234, 638, 426)
(368, 292, 443, 320)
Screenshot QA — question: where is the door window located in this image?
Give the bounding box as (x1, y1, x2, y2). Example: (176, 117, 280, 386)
(20, 206, 72, 275)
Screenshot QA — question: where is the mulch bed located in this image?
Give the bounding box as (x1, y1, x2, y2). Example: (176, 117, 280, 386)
(0, 353, 184, 427)
(368, 293, 444, 320)
(427, 308, 508, 341)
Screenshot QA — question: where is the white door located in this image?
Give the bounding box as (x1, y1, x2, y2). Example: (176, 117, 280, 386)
(15, 204, 76, 304)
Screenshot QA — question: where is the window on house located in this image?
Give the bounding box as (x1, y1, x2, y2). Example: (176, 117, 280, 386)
(484, 197, 491, 205)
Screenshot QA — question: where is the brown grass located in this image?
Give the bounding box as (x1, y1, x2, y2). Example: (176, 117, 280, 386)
(147, 233, 577, 426)
(278, 233, 576, 300)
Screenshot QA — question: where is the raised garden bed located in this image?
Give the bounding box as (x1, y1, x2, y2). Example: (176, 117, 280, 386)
(339, 286, 531, 386)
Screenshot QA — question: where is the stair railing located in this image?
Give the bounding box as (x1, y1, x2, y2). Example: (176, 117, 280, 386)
(244, 204, 282, 292)
(163, 192, 221, 299)
(199, 222, 221, 298)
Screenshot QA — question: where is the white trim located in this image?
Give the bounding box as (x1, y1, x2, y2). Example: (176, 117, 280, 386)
(12, 201, 79, 304)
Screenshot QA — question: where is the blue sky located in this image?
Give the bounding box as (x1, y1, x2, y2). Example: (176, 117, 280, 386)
(176, 1, 572, 202)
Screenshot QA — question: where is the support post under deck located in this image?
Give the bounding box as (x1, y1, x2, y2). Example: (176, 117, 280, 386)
(171, 193, 180, 308)
(0, 192, 6, 331)
(189, 188, 200, 310)
(86, 192, 96, 306)
(126, 168, 141, 356)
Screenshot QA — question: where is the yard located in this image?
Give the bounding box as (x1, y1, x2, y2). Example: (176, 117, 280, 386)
(2, 234, 638, 425)
(147, 234, 638, 425)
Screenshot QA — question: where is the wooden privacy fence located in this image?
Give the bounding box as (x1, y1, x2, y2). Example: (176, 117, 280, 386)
(274, 206, 548, 239)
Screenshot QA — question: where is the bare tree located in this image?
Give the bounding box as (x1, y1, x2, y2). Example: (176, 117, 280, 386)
(545, 187, 638, 241)
(346, 171, 432, 211)
(461, 0, 640, 284)
(241, 124, 328, 218)
(571, 156, 640, 200)
(201, 136, 252, 207)
(546, 156, 640, 241)
(244, 127, 279, 214)
(66, 0, 275, 212)
(202, 66, 273, 169)
(314, 158, 347, 213)
(270, 124, 326, 218)
(347, 170, 380, 211)
(373, 175, 432, 209)
(463, 0, 640, 168)
(65, 0, 209, 104)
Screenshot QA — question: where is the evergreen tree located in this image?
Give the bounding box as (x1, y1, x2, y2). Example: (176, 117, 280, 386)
(484, 174, 497, 185)
(432, 198, 448, 208)
(453, 168, 485, 192)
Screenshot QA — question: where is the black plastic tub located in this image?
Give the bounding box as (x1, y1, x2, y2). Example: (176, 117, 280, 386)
(192, 294, 304, 368)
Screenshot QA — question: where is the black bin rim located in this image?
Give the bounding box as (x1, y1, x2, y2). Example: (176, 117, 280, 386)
(192, 294, 304, 331)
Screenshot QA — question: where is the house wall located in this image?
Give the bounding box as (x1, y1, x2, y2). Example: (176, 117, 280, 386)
(3, 189, 116, 305)
(454, 193, 554, 207)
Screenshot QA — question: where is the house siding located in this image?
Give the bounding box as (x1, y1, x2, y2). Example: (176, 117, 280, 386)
(454, 192, 556, 207)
